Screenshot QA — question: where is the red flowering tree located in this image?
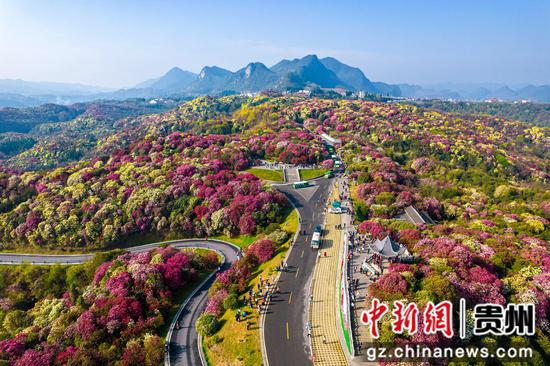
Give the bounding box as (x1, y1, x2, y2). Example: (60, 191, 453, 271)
(397, 228, 421, 246)
(245, 239, 275, 263)
(358, 221, 388, 239)
(368, 271, 409, 301)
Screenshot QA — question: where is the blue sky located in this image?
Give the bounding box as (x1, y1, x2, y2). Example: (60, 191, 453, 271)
(0, 0, 549, 87)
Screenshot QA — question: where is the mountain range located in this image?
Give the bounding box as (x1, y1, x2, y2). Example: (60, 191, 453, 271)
(110, 54, 378, 97)
(1, 55, 549, 107)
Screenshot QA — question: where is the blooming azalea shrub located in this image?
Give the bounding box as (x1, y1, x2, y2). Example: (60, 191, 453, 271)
(245, 239, 275, 263)
(0, 247, 218, 365)
(320, 159, 334, 169)
(196, 313, 219, 337)
(266, 229, 289, 245)
(204, 258, 253, 320)
(358, 221, 388, 239)
(0, 158, 289, 249)
(205, 288, 229, 317)
(368, 271, 409, 301)
(397, 228, 421, 246)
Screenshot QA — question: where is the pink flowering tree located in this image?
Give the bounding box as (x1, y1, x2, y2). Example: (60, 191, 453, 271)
(358, 221, 388, 239)
(245, 239, 275, 263)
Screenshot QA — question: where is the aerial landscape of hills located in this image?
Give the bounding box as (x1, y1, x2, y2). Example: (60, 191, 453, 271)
(1, 0, 549, 365)
(2, 55, 550, 108)
(0, 93, 548, 365)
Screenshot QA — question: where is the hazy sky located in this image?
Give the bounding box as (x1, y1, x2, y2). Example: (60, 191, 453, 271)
(1, 0, 549, 88)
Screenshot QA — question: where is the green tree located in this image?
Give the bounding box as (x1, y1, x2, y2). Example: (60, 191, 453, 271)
(66, 265, 90, 296)
(196, 314, 219, 336)
(143, 333, 164, 366)
(3, 310, 31, 335)
(223, 294, 240, 310)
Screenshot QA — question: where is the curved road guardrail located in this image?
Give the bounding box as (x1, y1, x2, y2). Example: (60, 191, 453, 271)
(164, 247, 226, 366)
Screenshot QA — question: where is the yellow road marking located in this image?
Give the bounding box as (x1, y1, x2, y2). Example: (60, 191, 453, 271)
(301, 249, 304, 257)
(286, 322, 290, 340)
(295, 267, 300, 278)
(288, 291, 293, 304)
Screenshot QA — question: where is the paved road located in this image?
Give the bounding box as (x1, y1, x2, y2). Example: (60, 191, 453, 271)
(0, 252, 93, 265)
(167, 240, 239, 366)
(284, 167, 301, 183)
(0, 239, 239, 366)
(264, 177, 335, 366)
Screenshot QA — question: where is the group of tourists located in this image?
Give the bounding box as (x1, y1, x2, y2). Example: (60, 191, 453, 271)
(339, 174, 351, 199)
(335, 222, 347, 230)
(351, 232, 374, 253)
(235, 308, 247, 322)
(243, 275, 279, 316)
(275, 261, 288, 272)
(348, 231, 382, 278)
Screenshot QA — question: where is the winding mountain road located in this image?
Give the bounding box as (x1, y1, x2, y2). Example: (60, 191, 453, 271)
(0, 239, 240, 366)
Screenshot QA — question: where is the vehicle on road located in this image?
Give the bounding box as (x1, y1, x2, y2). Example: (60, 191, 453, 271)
(293, 180, 310, 189)
(328, 207, 342, 214)
(311, 231, 321, 249)
(324, 171, 333, 178)
(314, 224, 323, 235)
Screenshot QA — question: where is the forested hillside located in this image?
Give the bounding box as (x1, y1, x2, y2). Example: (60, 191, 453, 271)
(407, 99, 550, 127)
(0, 96, 548, 362)
(0, 248, 219, 365)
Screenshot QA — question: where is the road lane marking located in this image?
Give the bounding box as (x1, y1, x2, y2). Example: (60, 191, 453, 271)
(286, 322, 290, 340)
(288, 291, 293, 304)
(295, 267, 299, 278)
(301, 249, 304, 257)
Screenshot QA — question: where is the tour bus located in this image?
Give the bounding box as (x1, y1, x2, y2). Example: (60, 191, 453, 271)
(311, 231, 321, 249)
(314, 224, 323, 235)
(293, 181, 310, 189)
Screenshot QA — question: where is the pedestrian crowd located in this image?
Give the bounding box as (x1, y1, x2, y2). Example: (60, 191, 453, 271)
(241, 274, 279, 319)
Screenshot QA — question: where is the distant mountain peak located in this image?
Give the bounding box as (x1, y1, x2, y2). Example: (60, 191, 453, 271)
(198, 66, 232, 80)
(270, 54, 343, 90)
(319, 57, 377, 93)
(301, 54, 319, 61)
(244, 62, 269, 78)
(138, 67, 197, 94)
(165, 66, 184, 74)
